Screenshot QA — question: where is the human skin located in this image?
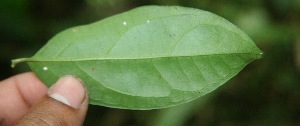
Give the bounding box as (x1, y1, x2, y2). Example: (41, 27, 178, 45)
(0, 72, 88, 126)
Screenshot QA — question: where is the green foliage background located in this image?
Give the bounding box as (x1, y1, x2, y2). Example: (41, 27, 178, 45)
(1, 0, 299, 125)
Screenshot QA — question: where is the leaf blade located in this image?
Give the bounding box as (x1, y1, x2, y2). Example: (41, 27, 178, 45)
(15, 5, 262, 109)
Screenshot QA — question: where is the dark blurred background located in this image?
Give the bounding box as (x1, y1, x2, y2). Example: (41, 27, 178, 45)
(1, 0, 299, 125)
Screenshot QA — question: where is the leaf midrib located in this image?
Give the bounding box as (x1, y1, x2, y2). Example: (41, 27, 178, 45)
(28, 52, 260, 62)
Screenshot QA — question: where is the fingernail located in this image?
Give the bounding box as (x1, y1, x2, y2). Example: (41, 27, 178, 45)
(48, 75, 86, 109)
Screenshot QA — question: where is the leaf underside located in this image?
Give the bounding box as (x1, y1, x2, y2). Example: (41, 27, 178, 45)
(15, 6, 262, 109)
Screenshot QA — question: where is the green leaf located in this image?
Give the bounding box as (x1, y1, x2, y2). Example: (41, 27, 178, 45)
(11, 5, 262, 110)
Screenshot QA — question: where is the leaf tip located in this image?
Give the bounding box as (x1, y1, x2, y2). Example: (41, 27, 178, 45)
(11, 58, 29, 68)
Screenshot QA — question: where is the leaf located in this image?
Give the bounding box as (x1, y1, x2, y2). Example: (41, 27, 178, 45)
(11, 5, 262, 110)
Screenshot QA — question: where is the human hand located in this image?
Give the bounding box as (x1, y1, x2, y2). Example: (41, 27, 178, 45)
(0, 72, 89, 126)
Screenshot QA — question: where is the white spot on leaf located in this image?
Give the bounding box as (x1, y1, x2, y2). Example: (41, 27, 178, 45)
(43, 67, 48, 71)
(147, 20, 150, 23)
(123, 21, 127, 25)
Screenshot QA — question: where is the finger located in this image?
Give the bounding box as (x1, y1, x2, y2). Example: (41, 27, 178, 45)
(0, 72, 47, 126)
(16, 75, 89, 126)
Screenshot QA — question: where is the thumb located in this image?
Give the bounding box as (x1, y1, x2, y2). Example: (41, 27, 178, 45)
(16, 75, 89, 126)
